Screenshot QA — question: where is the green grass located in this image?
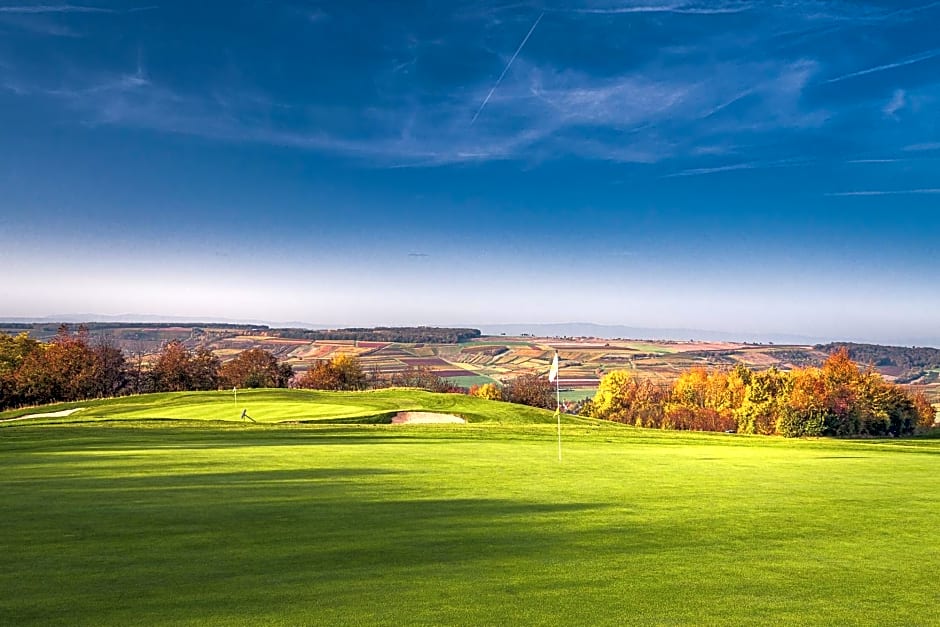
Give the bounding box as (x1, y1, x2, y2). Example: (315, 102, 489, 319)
(624, 342, 679, 354)
(560, 388, 597, 402)
(1, 390, 939, 625)
(444, 374, 498, 388)
(461, 340, 536, 348)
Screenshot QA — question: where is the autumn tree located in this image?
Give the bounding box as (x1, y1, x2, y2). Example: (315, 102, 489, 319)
(149, 341, 220, 392)
(296, 360, 340, 390)
(777, 367, 827, 437)
(502, 374, 555, 410)
(3, 326, 127, 406)
(773, 349, 928, 437)
(817, 348, 862, 435)
(734, 367, 789, 435)
(0, 332, 42, 409)
(219, 348, 293, 388)
(389, 366, 456, 393)
(469, 382, 503, 401)
(578, 348, 932, 439)
(296, 354, 366, 391)
(14, 326, 97, 403)
(663, 367, 740, 432)
(590, 370, 667, 427)
(331, 354, 367, 390)
(89, 341, 128, 399)
(911, 392, 937, 429)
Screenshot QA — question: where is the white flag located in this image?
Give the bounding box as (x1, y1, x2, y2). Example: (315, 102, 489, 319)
(548, 353, 559, 382)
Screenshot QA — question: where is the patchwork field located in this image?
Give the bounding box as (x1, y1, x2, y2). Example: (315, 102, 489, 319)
(1, 391, 939, 625)
(241, 335, 836, 396)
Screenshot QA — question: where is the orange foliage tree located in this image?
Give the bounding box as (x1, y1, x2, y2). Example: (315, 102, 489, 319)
(295, 354, 366, 391)
(591, 349, 932, 438)
(662, 367, 742, 432)
(3, 326, 128, 407)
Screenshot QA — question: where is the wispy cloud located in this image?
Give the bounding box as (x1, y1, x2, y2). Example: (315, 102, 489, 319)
(0, 4, 112, 13)
(560, 2, 751, 16)
(664, 157, 813, 177)
(7, 43, 823, 167)
(846, 158, 906, 164)
(882, 89, 906, 117)
(664, 162, 758, 177)
(903, 142, 940, 152)
(827, 189, 940, 196)
(1, 0, 935, 169)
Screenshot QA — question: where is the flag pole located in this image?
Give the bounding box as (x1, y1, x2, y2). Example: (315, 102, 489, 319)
(548, 352, 561, 462)
(556, 362, 561, 462)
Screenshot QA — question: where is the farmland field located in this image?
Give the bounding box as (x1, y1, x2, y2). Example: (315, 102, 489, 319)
(4, 323, 888, 399)
(2, 391, 939, 625)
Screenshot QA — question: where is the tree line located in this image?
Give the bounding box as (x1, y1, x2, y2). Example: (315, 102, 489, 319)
(277, 326, 482, 343)
(816, 342, 940, 383)
(582, 349, 936, 437)
(4, 329, 934, 438)
(0, 326, 293, 410)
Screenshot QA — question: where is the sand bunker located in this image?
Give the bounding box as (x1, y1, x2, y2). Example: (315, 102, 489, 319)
(2, 407, 85, 422)
(391, 411, 466, 425)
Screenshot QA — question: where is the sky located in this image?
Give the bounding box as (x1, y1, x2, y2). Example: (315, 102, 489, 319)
(1, 0, 938, 344)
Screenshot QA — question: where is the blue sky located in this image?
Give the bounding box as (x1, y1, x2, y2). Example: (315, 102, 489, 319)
(1, 1, 938, 344)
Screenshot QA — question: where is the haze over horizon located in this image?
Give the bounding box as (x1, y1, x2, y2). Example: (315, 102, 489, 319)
(2, 1, 938, 345)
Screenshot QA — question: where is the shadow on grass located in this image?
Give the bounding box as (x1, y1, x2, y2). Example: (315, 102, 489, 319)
(816, 456, 869, 459)
(0, 462, 614, 625)
(0, 424, 472, 454)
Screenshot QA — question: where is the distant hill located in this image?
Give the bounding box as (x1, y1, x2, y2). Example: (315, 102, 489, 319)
(478, 322, 821, 345)
(479, 323, 940, 348)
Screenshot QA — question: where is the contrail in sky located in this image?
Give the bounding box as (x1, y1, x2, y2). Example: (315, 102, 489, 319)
(471, 12, 543, 125)
(825, 47, 940, 83)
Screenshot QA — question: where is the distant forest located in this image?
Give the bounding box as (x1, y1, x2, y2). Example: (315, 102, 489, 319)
(276, 327, 482, 343)
(0, 322, 263, 342)
(817, 342, 940, 383)
(0, 323, 483, 345)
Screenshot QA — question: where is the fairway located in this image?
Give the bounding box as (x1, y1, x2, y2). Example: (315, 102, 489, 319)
(2, 391, 939, 625)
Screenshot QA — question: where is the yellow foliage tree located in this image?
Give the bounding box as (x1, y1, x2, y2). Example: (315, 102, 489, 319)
(470, 382, 502, 401)
(591, 370, 666, 427)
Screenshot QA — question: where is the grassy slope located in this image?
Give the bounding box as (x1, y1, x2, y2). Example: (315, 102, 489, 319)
(1, 392, 939, 625)
(0, 388, 580, 425)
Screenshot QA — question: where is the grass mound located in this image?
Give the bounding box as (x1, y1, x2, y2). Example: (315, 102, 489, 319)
(0, 388, 586, 426)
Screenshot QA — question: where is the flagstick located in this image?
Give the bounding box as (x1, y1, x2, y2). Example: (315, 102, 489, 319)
(234, 386, 237, 407)
(556, 369, 562, 462)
